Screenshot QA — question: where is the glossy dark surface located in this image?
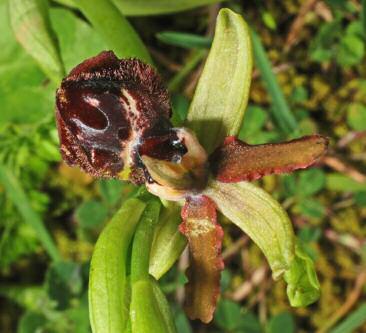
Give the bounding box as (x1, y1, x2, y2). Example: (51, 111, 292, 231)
(56, 51, 174, 182)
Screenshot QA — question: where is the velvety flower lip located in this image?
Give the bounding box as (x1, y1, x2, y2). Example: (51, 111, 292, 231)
(55, 50, 174, 183)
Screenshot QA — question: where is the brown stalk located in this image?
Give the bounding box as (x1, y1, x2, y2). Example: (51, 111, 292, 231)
(285, 0, 319, 51)
(222, 236, 249, 261)
(227, 265, 268, 301)
(317, 270, 366, 333)
(323, 156, 366, 183)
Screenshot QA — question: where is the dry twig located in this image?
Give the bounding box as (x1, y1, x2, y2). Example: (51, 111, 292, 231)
(317, 270, 366, 333)
(285, 0, 319, 51)
(227, 265, 268, 301)
(222, 236, 249, 261)
(323, 156, 366, 183)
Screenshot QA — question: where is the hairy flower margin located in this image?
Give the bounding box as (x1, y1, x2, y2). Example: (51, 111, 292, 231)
(56, 10, 328, 325)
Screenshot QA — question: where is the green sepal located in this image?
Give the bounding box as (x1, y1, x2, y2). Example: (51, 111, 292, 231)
(205, 180, 294, 278)
(186, 8, 253, 154)
(111, 0, 221, 16)
(88, 198, 146, 333)
(284, 239, 320, 307)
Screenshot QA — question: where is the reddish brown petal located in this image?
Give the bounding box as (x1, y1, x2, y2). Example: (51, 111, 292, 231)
(179, 195, 224, 323)
(210, 135, 328, 183)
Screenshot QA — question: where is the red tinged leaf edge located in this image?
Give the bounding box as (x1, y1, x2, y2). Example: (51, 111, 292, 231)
(210, 135, 329, 183)
(179, 195, 224, 323)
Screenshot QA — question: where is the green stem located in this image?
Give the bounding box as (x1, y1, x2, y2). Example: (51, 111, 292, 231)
(168, 49, 206, 92)
(250, 28, 299, 136)
(130, 199, 161, 283)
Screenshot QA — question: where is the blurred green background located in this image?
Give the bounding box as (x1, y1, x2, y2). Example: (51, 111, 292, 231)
(1, 0, 366, 332)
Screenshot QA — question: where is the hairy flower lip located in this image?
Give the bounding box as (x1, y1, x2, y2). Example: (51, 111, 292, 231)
(55, 51, 172, 183)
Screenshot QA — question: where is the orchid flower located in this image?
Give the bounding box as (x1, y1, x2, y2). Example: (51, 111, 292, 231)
(55, 9, 327, 327)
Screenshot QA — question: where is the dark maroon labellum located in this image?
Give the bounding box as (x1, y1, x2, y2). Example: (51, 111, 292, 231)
(56, 51, 182, 183)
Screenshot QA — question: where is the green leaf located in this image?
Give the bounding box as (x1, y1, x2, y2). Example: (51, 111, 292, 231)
(174, 307, 193, 333)
(129, 198, 177, 332)
(330, 303, 366, 333)
(88, 198, 146, 333)
(149, 203, 187, 280)
(131, 199, 161, 282)
(171, 94, 190, 127)
(186, 8, 253, 154)
(76, 0, 152, 64)
(250, 29, 299, 136)
(98, 179, 124, 206)
(205, 180, 294, 279)
(238, 105, 267, 141)
(0, 164, 60, 261)
(284, 240, 320, 307)
(50, 7, 107, 72)
(298, 227, 321, 243)
(0, 223, 38, 268)
(297, 199, 325, 219)
(0, 285, 45, 312)
(326, 173, 366, 193)
(52, 0, 76, 8)
(214, 299, 262, 333)
(168, 49, 207, 92)
(363, 0, 366, 38)
(297, 169, 326, 197)
(75, 200, 108, 229)
(111, 0, 221, 16)
(17, 312, 46, 333)
(45, 261, 83, 310)
(8, 0, 65, 84)
(355, 191, 366, 207)
(157, 31, 212, 49)
(150, 277, 178, 333)
(0, 2, 54, 125)
(267, 312, 295, 333)
(347, 103, 366, 131)
(336, 34, 364, 66)
(130, 278, 177, 333)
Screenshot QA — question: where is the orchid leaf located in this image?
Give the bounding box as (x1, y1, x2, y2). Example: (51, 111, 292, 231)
(211, 135, 328, 183)
(156, 31, 212, 49)
(76, 0, 152, 64)
(131, 199, 161, 282)
(180, 195, 224, 323)
(205, 180, 294, 279)
(149, 202, 187, 280)
(186, 8, 253, 154)
(111, 0, 221, 16)
(130, 277, 177, 333)
(8, 0, 65, 84)
(130, 199, 177, 332)
(284, 240, 320, 307)
(89, 198, 146, 333)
